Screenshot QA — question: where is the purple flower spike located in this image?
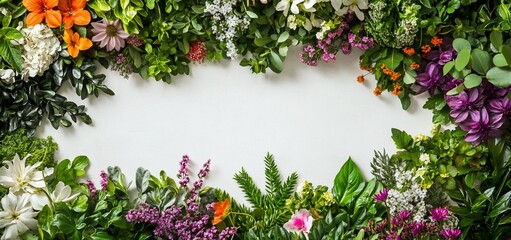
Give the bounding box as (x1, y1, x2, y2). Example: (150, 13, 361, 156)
(374, 188, 388, 202)
(440, 228, 461, 239)
(430, 207, 449, 221)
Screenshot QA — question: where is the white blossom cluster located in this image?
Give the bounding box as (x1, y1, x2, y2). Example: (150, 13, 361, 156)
(0, 69, 17, 83)
(20, 24, 61, 81)
(316, 21, 332, 39)
(387, 169, 428, 222)
(205, 0, 249, 58)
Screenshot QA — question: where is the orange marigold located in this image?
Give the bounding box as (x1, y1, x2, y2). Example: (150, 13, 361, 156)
(357, 75, 365, 83)
(411, 62, 420, 69)
(421, 45, 431, 54)
(431, 36, 443, 47)
(390, 72, 402, 81)
(403, 47, 415, 56)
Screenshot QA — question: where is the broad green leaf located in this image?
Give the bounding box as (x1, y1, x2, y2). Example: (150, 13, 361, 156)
(455, 48, 471, 71)
(487, 67, 511, 87)
(354, 179, 379, 214)
(0, 39, 22, 72)
(464, 74, 482, 88)
(72, 195, 88, 212)
(332, 158, 365, 206)
(89, 0, 111, 11)
(493, 54, 508, 67)
(129, 46, 142, 68)
(471, 49, 492, 75)
(278, 46, 288, 57)
(146, 0, 155, 9)
(443, 61, 455, 75)
(502, 45, 511, 67)
(391, 128, 412, 149)
(403, 69, 416, 84)
(0, 28, 23, 40)
(72, 156, 89, 177)
(277, 32, 289, 43)
(90, 231, 115, 240)
(246, 11, 258, 18)
(380, 49, 404, 70)
(420, 0, 432, 8)
(453, 38, 471, 52)
(269, 51, 284, 73)
(254, 37, 273, 47)
(490, 31, 503, 49)
(120, 0, 129, 9)
(136, 167, 150, 193)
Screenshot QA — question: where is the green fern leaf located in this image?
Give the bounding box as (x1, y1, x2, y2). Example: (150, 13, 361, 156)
(264, 153, 283, 204)
(233, 167, 265, 209)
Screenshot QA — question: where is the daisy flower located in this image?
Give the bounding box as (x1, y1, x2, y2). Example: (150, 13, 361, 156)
(91, 19, 129, 52)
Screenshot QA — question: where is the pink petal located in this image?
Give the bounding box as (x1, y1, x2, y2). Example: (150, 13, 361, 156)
(91, 22, 106, 31)
(117, 31, 129, 39)
(92, 32, 108, 42)
(107, 38, 115, 51)
(99, 38, 109, 49)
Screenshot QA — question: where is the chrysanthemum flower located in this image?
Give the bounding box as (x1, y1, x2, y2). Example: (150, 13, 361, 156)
(91, 19, 129, 52)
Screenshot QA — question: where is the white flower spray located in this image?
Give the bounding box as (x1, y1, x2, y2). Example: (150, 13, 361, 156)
(205, 0, 249, 58)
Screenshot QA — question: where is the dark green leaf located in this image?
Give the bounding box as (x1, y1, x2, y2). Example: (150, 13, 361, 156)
(0, 39, 22, 72)
(391, 128, 412, 149)
(471, 49, 492, 75)
(332, 158, 365, 206)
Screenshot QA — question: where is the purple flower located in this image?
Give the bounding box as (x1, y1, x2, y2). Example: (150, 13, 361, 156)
(410, 221, 424, 236)
(397, 210, 411, 220)
(178, 155, 190, 187)
(488, 97, 511, 122)
(100, 170, 108, 190)
(446, 88, 485, 123)
(440, 75, 463, 92)
(374, 188, 388, 202)
(415, 62, 443, 95)
(459, 108, 503, 145)
(440, 228, 461, 239)
(86, 179, 96, 199)
(430, 207, 449, 221)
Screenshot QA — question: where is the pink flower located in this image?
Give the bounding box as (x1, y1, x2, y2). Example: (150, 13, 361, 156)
(430, 207, 449, 221)
(374, 188, 388, 202)
(284, 209, 314, 236)
(440, 228, 461, 239)
(91, 18, 129, 52)
(397, 210, 411, 220)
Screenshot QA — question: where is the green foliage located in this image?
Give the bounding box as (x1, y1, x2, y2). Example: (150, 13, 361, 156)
(285, 182, 335, 218)
(370, 150, 395, 188)
(233, 153, 298, 233)
(135, 167, 180, 210)
(446, 139, 511, 239)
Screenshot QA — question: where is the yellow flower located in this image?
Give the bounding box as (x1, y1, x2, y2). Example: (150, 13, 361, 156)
(440, 173, 449, 178)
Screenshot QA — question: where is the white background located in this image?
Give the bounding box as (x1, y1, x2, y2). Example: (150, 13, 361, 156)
(37, 48, 433, 203)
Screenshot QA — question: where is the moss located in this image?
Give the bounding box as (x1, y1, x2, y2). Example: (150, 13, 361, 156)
(0, 129, 59, 197)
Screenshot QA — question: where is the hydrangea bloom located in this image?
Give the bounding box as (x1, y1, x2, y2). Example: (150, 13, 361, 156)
(20, 24, 61, 81)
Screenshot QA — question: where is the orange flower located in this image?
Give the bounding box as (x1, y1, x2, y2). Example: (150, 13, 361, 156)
(410, 62, 420, 69)
(212, 198, 230, 225)
(23, 0, 62, 28)
(63, 29, 92, 58)
(392, 83, 402, 96)
(402, 47, 415, 56)
(390, 72, 402, 81)
(357, 75, 365, 83)
(431, 36, 443, 47)
(58, 0, 91, 29)
(373, 85, 382, 96)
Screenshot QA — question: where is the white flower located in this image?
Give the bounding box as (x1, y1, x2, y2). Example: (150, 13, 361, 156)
(0, 193, 37, 240)
(29, 187, 49, 211)
(19, 24, 61, 81)
(0, 154, 53, 194)
(276, 0, 292, 16)
(0, 69, 17, 84)
(51, 181, 80, 203)
(335, 0, 368, 20)
(277, 0, 316, 16)
(419, 153, 430, 165)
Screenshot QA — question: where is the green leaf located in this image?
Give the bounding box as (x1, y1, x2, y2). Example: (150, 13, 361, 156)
(90, 231, 114, 240)
(453, 38, 471, 52)
(391, 128, 412, 149)
(120, 0, 129, 9)
(464, 74, 482, 88)
(254, 37, 273, 47)
(136, 167, 150, 193)
(455, 48, 471, 71)
(269, 51, 284, 73)
(332, 158, 365, 206)
(487, 67, 511, 87)
(403, 70, 416, 84)
(0, 39, 22, 72)
(490, 31, 503, 49)
(420, 0, 432, 8)
(129, 46, 142, 68)
(494, 54, 508, 67)
(487, 191, 511, 219)
(146, 0, 155, 9)
(0, 28, 23, 40)
(443, 61, 455, 75)
(72, 156, 89, 177)
(72, 195, 88, 212)
(471, 49, 492, 75)
(380, 49, 404, 70)
(277, 32, 289, 43)
(502, 45, 511, 67)
(246, 11, 258, 18)
(446, 83, 465, 95)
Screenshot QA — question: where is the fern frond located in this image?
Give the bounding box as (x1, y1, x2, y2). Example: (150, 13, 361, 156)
(264, 153, 283, 203)
(371, 150, 395, 187)
(276, 172, 298, 206)
(233, 167, 265, 209)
